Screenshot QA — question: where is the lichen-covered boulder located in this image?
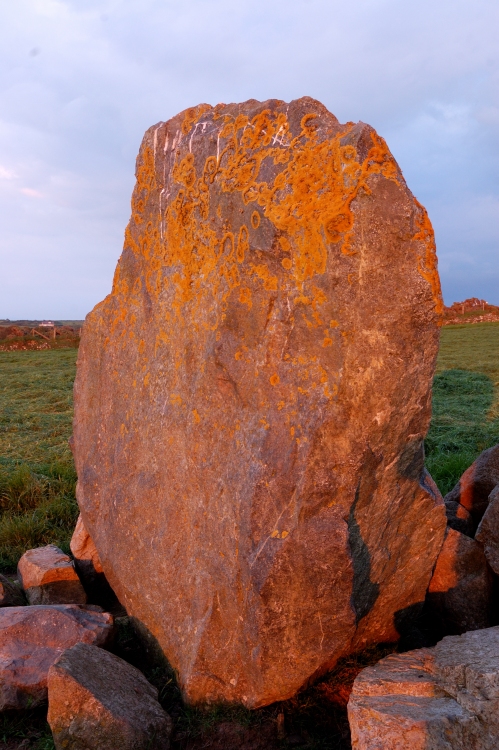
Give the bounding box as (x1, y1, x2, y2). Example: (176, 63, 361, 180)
(73, 97, 446, 707)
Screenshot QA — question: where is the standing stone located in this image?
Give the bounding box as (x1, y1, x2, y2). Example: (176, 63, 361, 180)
(73, 97, 446, 707)
(48, 642, 172, 750)
(426, 527, 493, 637)
(18, 544, 87, 605)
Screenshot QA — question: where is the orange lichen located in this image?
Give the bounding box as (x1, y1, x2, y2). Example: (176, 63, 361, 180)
(413, 199, 443, 319)
(270, 374, 280, 386)
(251, 211, 261, 229)
(115, 102, 439, 404)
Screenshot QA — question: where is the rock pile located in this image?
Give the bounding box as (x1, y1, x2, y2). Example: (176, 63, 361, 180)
(73, 97, 446, 707)
(348, 626, 499, 749)
(426, 445, 499, 637)
(0, 604, 113, 710)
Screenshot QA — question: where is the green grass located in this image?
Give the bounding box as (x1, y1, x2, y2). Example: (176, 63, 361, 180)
(425, 322, 499, 495)
(0, 709, 55, 749)
(0, 349, 79, 571)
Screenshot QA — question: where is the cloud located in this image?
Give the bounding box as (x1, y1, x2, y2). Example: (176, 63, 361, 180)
(0, 0, 498, 316)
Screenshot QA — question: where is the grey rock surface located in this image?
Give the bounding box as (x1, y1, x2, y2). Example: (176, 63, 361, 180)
(476, 484, 499, 575)
(348, 626, 499, 749)
(48, 642, 172, 750)
(0, 573, 25, 607)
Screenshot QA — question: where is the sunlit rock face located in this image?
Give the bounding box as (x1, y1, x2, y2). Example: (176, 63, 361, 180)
(73, 97, 446, 708)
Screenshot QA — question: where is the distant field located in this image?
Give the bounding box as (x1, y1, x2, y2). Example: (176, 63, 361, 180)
(0, 323, 498, 571)
(0, 349, 78, 570)
(426, 322, 499, 494)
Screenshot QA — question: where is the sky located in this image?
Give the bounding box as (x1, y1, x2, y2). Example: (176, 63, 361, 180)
(0, 0, 498, 319)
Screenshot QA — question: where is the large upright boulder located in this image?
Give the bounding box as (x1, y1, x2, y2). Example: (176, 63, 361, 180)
(73, 97, 446, 707)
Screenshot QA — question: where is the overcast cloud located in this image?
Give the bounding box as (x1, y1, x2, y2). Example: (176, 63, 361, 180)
(0, 0, 498, 318)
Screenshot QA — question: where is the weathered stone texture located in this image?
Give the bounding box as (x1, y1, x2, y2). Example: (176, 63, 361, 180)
(348, 626, 499, 749)
(427, 528, 493, 636)
(73, 97, 445, 707)
(48, 642, 172, 750)
(0, 604, 113, 710)
(445, 444, 499, 531)
(0, 573, 25, 607)
(70, 513, 105, 588)
(476, 484, 499, 575)
(18, 544, 86, 605)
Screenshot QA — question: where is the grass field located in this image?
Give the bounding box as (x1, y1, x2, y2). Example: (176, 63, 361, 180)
(0, 349, 78, 571)
(425, 322, 499, 494)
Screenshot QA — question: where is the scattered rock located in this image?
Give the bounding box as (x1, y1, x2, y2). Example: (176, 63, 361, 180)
(0, 573, 25, 607)
(70, 514, 104, 584)
(47, 642, 172, 750)
(18, 544, 86, 605)
(0, 604, 113, 710)
(426, 528, 493, 637)
(445, 444, 499, 530)
(348, 626, 499, 749)
(73, 97, 445, 707)
(476, 484, 499, 575)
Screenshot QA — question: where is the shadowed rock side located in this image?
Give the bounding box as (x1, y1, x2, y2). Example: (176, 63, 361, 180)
(73, 97, 446, 707)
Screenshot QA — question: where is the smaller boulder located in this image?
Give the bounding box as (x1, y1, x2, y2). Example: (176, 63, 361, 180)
(426, 527, 492, 637)
(70, 514, 104, 585)
(476, 485, 499, 575)
(0, 604, 113, 710)
(348, 627, 499, 749)
(48, 642, 172, 750)
(18, 544, 86, 605)
(444, 444, 499, 530)
(445, 499, 474, 537)
(0, 573, 25, 607)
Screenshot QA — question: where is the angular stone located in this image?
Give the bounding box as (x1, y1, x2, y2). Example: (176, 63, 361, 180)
(0, 604, 113, 710)
(476, 485, 499, 575)
(445, 444, 499, 530)
(18, 544, 87, 605)
(73, 97, 446, 707)
(348, 627, 499, 749)
(426, 528, 493, 637)
(0, 573, 25, 607)
(445, 499, 474, 537)
(47, 642, 172, 750)
(70, 514, 104, 585)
